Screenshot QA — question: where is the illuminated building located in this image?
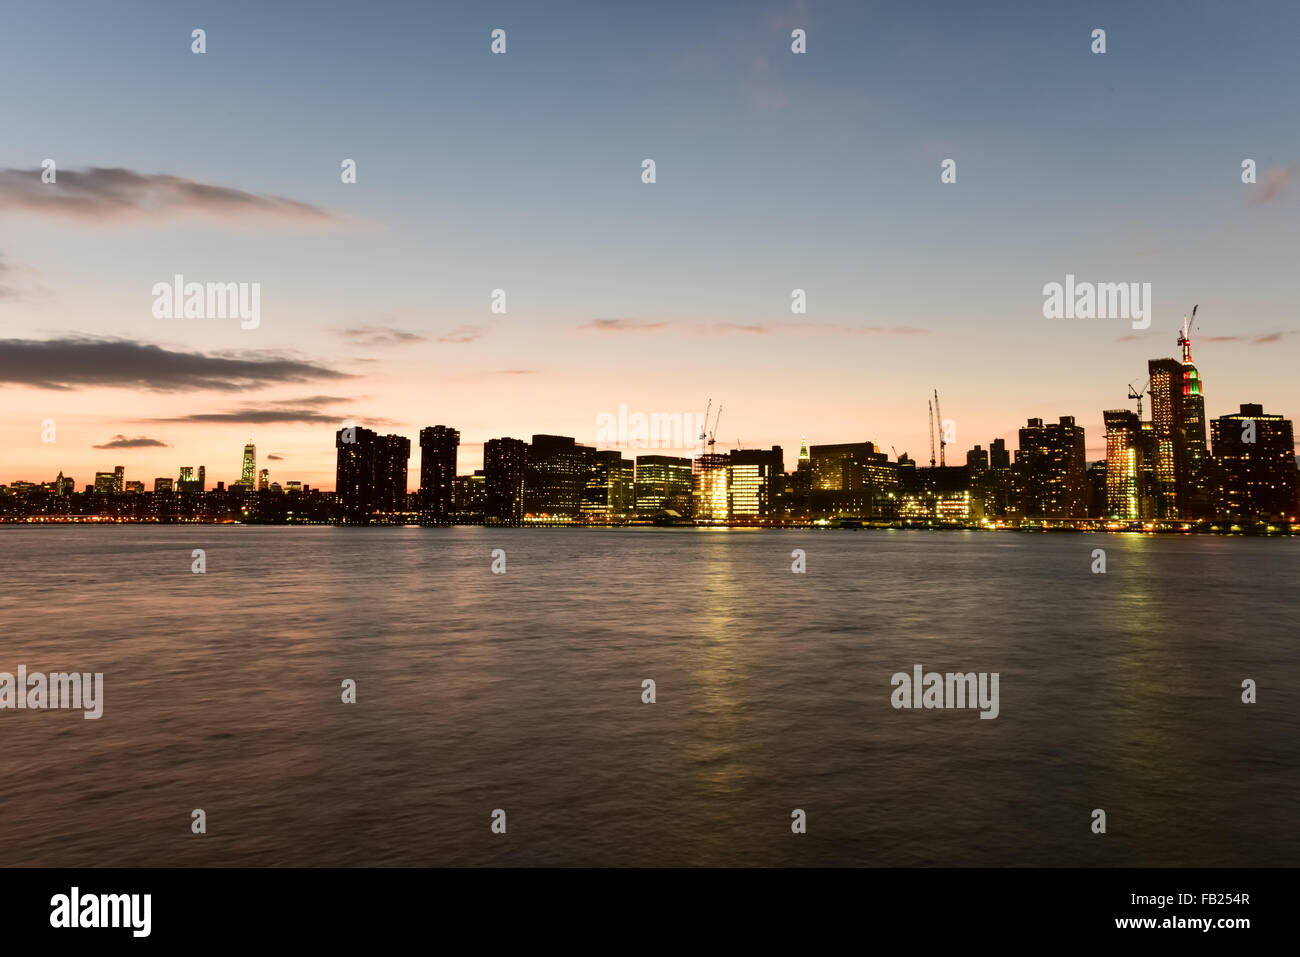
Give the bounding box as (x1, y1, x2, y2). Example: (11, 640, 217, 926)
(240, 443, 257, 488)
(484, 437, 527, 524)
(258, 468, 270, 491)
(1102, 409, 1156, 520)
(583, 449, 634, 518)
(692, 452, 730, 522)
(634, 455, 693, 516)
(808, 441, 898, 519)
(419, 425, 460, 522)
(153, 477, 173, 493)
(1209, 404, 1297, 521)
(452, 471, 487, 521)
(727, 447, 784, 520)
(1013, 416, 1088, 519)
(524, 435, 590, 519)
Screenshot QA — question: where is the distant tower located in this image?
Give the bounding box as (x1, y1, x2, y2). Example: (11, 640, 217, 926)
(798, 436, 810, 467)
(240, 443, 256, 486)
(258, 468, 269, 491)
(197, 465, 206, 492)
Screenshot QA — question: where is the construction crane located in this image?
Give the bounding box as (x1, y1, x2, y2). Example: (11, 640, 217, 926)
(927, 399, 937, 469)
(1127, 380, 1149, 419)
(698, 398, 712, 447)
(708, 404, 723, 454)
(933, 389, 946, 467)
(1178, 303, 1199, 363)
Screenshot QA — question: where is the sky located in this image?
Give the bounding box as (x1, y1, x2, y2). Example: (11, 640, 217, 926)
(2, 0, 1298, 490)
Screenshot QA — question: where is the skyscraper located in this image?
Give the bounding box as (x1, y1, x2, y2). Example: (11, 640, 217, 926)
(1209, 404, 1297, 521)
(335, 427, 410, 521)
(634, 455, 693, 516)
(484, 437, 527, 524)
(419, 425, 460, 523)
(582, 449, 634, 519)
(1102, 409, 1156, 521)
(1147, 358, 1186, 518)
(240, 443, 257, 488)
(727, 446, 785, 520)
(524, 435, 590, 519)
(1013, 416, 1088, 519)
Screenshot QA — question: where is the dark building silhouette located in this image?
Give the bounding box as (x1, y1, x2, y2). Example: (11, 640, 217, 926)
(1209, 404, 1297, 521)
(484, 437, 527, 524)
(1014, 416, 1088, 518)
(419, 425, 460, 522)
(335, 427, 410, 521)
(966, 445, 989, 473)
(525, 435, 590, 519)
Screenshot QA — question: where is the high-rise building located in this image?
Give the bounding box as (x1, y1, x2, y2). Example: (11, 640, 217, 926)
(808, 441, 898, 519)
(240, 443, 257, 487)
(484, 437, 527, 524)
(634, 455, 693, 516)
(1013, 416, 1088, 519)
(197, 465, 206, 493)
(1209, 404, 1297, 521)
(113, 466, 124, 493)
(153, 477, 173, 493)
(727, 446, 785, 519)
(419, 425, 460, 522)
(1102, 409, 1159, 521)
(582, 449, 634, 519)
(258, 468, 270, 491)
(524, 435, 590, 519)
(334, 427, 410, 521)
(966, 445, 989, 473)
(94, 471, 117, 494)
(1147, 357, 1187, 518)
(691, 452, 730, 522)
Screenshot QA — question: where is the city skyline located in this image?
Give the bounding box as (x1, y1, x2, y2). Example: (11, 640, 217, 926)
(3, 2, 1300, 490)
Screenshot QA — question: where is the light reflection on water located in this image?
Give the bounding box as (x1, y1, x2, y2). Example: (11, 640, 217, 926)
(0, 526, 1294, 866)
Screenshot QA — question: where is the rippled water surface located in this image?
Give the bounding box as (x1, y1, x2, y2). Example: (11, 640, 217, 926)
(0, 526, 1295, 866)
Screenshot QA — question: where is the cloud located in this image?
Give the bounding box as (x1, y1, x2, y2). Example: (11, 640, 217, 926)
(1254, 165, 1297, 205)
(153, 408, 348, 425)
(581, 319, 672, 332)
(579, 319, 927, 336)
(0, 337, 354, 391)
(266, 454, 284, 461)
(437, 324, 485, 344)
(92, 434, 171, 449)
(340, 326, 427, 347)
(0, 167, 340, 225)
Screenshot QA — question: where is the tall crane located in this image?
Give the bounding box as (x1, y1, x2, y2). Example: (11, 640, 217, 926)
(1127, 380, 1149, 420)
(708, 404, 723, 454)
(927, 399, 937, 469)
(933, 389, 946, 467)
(1178, 303, 1199, 363)
(698, 398, 712, 449)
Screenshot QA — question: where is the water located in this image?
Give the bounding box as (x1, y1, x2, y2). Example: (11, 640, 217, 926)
(0, 526, 1295, 867)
